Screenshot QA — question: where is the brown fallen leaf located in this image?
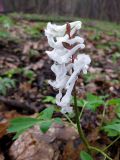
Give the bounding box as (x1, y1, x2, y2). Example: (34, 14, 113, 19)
(0, 121, 8, 139)
(87, 127, 100, 142)
(0, 110, 23, 139)
(23, 41, 33, 54)
(9, 123, 78, 160)
(62, 138, 85, 160)
(19, 82, 32, 92)
(0, 150, 4, 160)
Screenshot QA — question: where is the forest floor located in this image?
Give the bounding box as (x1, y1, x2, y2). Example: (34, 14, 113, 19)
(0, 13, 120, 160)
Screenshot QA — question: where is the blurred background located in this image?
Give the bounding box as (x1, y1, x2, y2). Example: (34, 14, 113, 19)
(0, 0, 120, 22)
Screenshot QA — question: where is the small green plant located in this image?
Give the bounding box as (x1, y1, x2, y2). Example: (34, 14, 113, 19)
(111, 52, 120, 63)
(83, 72, 96, 83)
(25, 22, 44, 37)
(0, 30, 10, 38)
(4, 68, 36, 83)
(102, 98, 120, 137)
(102, 118, 120, 137)
(23, 69, 36, 83)
(4, 68, 22, 78)
(90, 30, 101, 41)
(0, 77, 16, 95)
(80, 151, 93, 160)
(0, 15, 14, 29)
(76, 93, 104, 111)
(8, 106, 62, 139)
(42, 96, 56, 104)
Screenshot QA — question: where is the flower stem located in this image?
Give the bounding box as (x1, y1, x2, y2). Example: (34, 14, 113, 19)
(89, 146, 112, 160)
(73, 87, 90, 152)
(73, 87, 112, 160)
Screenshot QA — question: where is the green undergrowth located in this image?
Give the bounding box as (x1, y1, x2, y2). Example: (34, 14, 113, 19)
(0, 13, 120, 39)
(8, 94, 120, 139)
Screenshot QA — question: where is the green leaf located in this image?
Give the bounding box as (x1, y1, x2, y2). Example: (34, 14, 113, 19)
(0, 16, 14, 28)
(116, 105, 120, 118)
(8, 117, 39, 133)
(0, 31, 10, 38)
(103, 124, 120, 132)
(0, 77, 16, 95)
(0, 84, 6, 95)
(107, 98, 120, 106)
(38, 106, 54, 120)
(40, 120, 52, 133)
(54, 118, 63, 124)
(77, 99, 85, 107)
(12, 128, 28, 140)
(104, 129, 119, 137)
(80, 151, 93, 160)
(85, 93, 104, 111)
(71, 96, 85, 107)
(23, 69, 36, 81)
(102, 118, 120, 137)
(43, 96, 56, 104)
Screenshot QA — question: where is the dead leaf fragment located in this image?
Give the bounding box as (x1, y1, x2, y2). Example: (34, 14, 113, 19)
(9, 123, 78, 160)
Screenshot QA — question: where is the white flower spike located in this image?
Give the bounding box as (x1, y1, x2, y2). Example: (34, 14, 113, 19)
(45, 21, 91, 113)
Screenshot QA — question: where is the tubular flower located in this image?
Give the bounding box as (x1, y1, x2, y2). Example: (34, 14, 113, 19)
(45, 21, 91, 113)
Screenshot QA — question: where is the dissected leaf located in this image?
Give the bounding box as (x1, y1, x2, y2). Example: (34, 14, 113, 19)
(54, 118, 63, 124)
(0, 77, 16, 95)
(8, 117, 39, 133)
(85, 93, 104, 111)
(40, 120, 52, 133)
(42, 96, 56, 104)
(80, 151, 93, 160)
(107, 98, 120, 106)
(102, 118, 120, 137)
(38, 106, 54, 120)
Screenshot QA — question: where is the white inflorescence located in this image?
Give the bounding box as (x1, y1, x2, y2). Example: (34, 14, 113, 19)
(45, 21, 91, 113)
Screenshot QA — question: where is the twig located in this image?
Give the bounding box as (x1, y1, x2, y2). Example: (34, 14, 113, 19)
(0, 96, 37, 113)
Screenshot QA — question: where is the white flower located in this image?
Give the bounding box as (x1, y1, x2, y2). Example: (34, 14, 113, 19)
(56, 77, 76, 113)
(48, 63, 71, 91)
(46, 43, 85, 64)
(45, 21, 81, 37)
(66, 54, 91, 89)
(45, 21, 91, 113)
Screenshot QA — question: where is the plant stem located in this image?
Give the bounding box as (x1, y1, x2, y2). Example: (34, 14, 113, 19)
(73, 87, 90, 152)
(103, 135, 120, 151)
(100, 103, 107, 127)
(73, 87, 112, 160)
(63, 113, 77, 131)
(79, 101, 87, 120)
(89, 146, 112, 160)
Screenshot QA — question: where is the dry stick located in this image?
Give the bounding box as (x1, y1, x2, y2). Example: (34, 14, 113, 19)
(0, 96, 37, 113)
